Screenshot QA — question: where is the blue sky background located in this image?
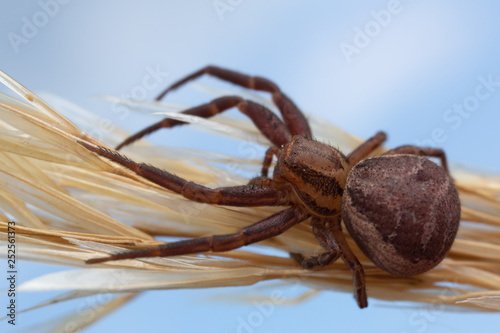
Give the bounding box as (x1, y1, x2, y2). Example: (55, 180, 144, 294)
(1, 1, 499, 332)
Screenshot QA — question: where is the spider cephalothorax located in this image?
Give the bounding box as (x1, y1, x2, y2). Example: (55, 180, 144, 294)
(82, 66, 461, 308)
(275, 135, 350, 217)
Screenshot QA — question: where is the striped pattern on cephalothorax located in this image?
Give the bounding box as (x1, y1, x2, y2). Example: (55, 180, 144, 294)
(274, 136, 351, 217)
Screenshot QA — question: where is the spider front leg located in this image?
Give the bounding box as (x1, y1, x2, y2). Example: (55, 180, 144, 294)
(78, 141, 290, 207)
(87, 206, 309, 264)
(116, 96, 292, 150)
(155, 66, 312, 137)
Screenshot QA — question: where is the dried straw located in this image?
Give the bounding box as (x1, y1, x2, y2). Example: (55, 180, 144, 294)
(0, 70, 499, 329)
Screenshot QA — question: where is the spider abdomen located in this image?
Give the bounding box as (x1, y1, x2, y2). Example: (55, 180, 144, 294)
(342, 154, 461, 276)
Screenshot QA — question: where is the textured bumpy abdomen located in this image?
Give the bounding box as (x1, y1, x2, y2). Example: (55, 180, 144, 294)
(342, 155, 461, 276)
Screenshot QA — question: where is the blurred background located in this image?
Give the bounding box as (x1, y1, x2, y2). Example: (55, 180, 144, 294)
(1, 1, 499, 332)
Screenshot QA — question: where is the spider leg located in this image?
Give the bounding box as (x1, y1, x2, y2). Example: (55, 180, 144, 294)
(290, 252, 339, 270)
(383, 146, 449, 173)
(328, 216, 368, 309)
(296, 216, 367, 308)
(290, 217, 341, 269)
(260, 147, 280, 178)
(156, 65, 312, 138)
(115, 96, 292, 150)
(79, 141, 290, 207)
(86, 206, 309, 264)
(347, 131, 387, 165)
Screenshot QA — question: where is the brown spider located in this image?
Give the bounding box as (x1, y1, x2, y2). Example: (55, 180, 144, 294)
(81, 66, 460, 309)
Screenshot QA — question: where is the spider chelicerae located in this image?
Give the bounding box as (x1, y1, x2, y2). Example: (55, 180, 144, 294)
(81, 66, 460, 308)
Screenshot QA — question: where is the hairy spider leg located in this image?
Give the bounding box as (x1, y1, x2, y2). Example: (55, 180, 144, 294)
(326, 216, 368, 309)
(86, 206, 309, 264)
(156, 66, 280, 100)
(346, 131, 387, 166)
(383, 146, 449, 173)
(156, 66, 312, 138)
(79, 141, 290, 207)
(260, 147, 281, 178)
(291, 216, 367, 309)
(115, 65, 311, 149)
(290, 217, 341, 269)
(115, 95, 292, 150)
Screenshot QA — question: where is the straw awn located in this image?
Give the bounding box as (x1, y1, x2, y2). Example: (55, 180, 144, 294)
(1, 68, 500, 331)
(81, 66, 461, 308)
